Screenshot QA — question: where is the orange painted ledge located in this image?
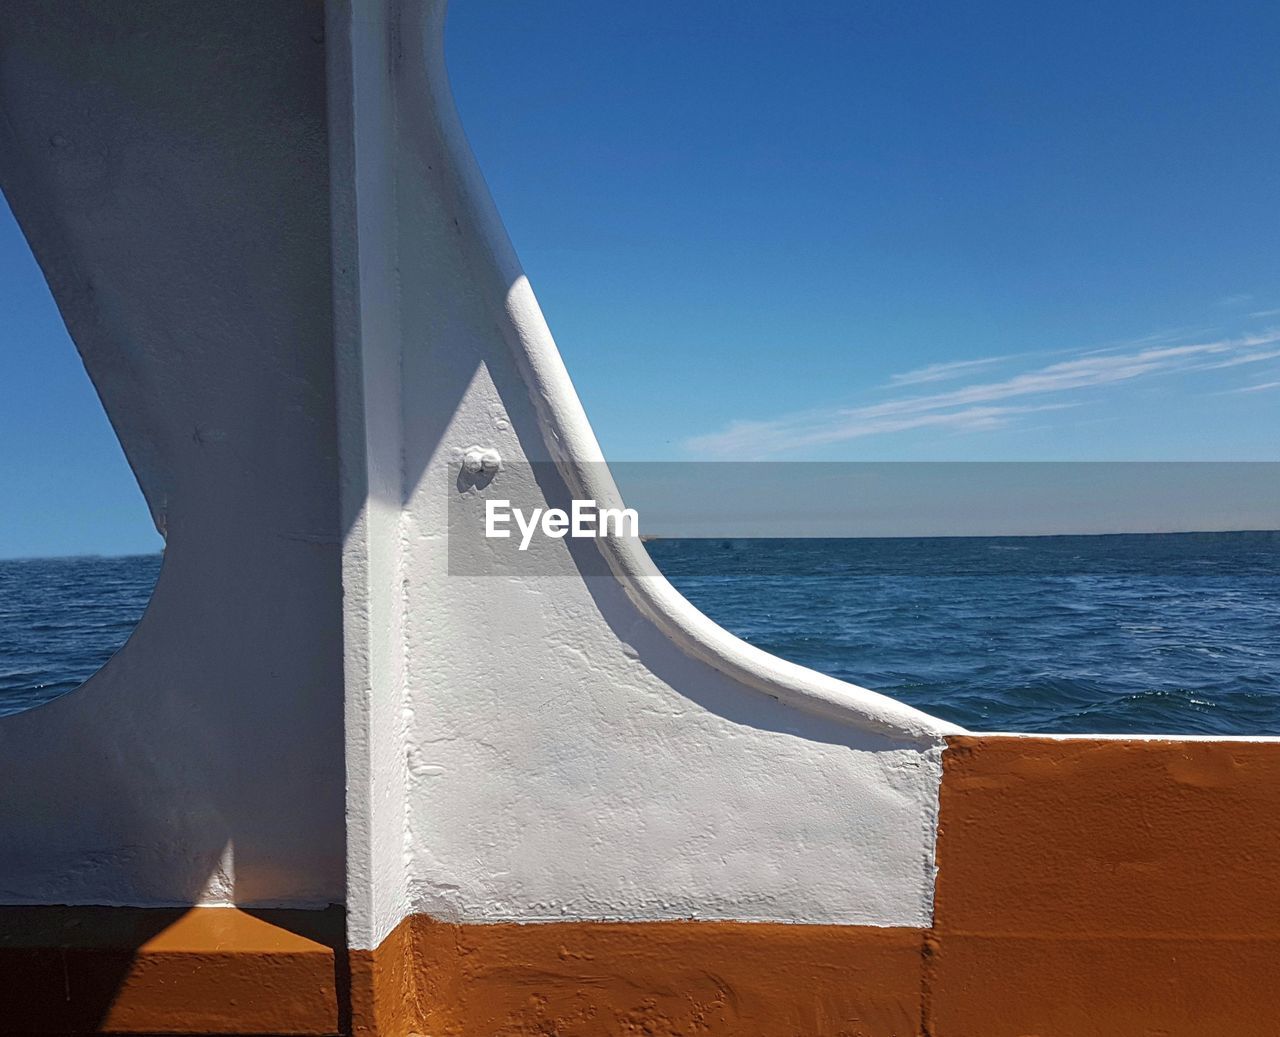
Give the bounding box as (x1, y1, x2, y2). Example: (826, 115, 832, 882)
(0, 905, 344, 1035)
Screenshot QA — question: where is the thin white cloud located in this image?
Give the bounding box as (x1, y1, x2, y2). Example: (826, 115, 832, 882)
(1218, 293, 1255, 307)
(887, 354, 1016, 386)
(686, 404, 1074, 456)
(1218, 380, 1280, 395)
(1197, 349, 1280, 370)
(1249, 307, 1280, 319)
(685, 330, 1280, 458)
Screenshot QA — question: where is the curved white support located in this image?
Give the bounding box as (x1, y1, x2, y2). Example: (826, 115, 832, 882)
(334, 0, 961, 947)
(415, 0, 959, 747)
(507, 282, 958, 742)
(0, 0, 345, 908)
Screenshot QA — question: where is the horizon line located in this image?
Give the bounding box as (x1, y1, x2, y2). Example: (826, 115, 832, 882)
(641, 527, 1280, 541)
(6, 526, 1279, 562)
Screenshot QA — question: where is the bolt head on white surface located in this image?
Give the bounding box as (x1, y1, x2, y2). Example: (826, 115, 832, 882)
(464, 446, 502, 475)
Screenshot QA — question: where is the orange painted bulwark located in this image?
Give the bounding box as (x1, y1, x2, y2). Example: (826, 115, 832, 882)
(6, 737, 1279, 1035)
(348, 917, 418, 1037)
(353, 915, 925, 1037)
(931, 735, 1280, 1036)
(0, 906, 343, 1035)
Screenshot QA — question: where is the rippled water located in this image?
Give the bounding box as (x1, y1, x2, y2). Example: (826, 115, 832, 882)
(0, 554, 160, 717)
(2, 533, 1278, 733)
(647, 531, 1280, 735)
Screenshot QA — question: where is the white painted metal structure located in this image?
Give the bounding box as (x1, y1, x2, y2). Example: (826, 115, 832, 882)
(0, 0, 958, 950)
(0, 0, 346, 909)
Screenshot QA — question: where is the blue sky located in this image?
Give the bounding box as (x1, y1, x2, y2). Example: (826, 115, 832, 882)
(450, 1, 1280, 463)
(3, 1, 1279, 556)
(0, 203, 161, 559)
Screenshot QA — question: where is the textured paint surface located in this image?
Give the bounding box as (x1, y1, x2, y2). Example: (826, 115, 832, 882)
(0, 906, 342, 1034)
(408, 372, 948, 927)
(931, 735, 1280, 1036)
(355, 914, 924, 1037)
(0, 2, 345, 906)
(331, 0, 951, 946)
(348, 918, 417, 1037)
(328, 0, 414, 963)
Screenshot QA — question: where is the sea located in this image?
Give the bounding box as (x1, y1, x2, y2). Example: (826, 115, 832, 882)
(2, 531, 1277, 734)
